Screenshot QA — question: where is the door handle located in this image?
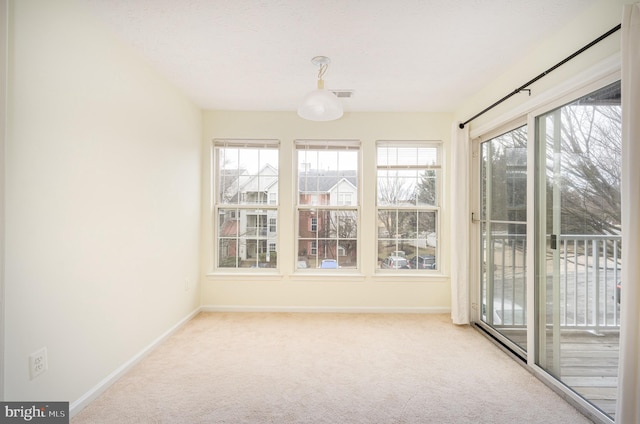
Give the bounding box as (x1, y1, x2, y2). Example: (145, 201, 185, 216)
(550, 234, 557, 250)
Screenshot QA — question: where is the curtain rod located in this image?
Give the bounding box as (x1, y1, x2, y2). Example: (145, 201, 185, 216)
(458, 24, 622, 129)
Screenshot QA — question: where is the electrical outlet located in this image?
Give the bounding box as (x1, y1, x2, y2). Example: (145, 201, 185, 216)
(29, 347, 48, 380)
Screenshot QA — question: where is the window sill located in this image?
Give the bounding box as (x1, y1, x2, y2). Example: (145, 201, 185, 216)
(205, 271, 448, 284)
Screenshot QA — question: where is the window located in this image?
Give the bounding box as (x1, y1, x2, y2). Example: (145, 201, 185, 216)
(268, 242, 276, 264)
(296, 140, 360, 269)
(269, 218, 277, 233)
(376, 142, 441, 271)
(213, 139, 279, 269)
(338, 193, 352, 205)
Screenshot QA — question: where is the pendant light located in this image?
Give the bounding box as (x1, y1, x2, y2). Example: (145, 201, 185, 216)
(297, 56, 344, 121)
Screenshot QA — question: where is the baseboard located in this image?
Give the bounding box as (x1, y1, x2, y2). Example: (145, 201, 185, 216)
(69, 307, 201, 418)
(200, 305, 451, 314)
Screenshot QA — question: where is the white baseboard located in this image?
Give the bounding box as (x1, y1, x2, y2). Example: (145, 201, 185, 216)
(201, 305, 451, 314)
(69, 307, 201, 418)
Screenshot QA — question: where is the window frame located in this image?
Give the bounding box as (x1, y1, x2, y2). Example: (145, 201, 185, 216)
(295, 139, 361, 271)
(212, 139, 280, 272)
(467, 69, 622, 424)
(375, 140, 442, 273)
(269, 217, 277, 234)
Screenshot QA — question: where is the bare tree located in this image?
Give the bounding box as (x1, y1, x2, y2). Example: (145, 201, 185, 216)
(377, 177, 415, 239)
(548, 104, 621, 235)
(219, 167, 245, 204)
(325, 211, 357, 262)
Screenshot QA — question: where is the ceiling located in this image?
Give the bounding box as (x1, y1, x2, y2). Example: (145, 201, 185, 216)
(81, 0, 598, 113)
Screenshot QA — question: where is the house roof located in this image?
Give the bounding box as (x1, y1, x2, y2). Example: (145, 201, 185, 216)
(299, 171, 357, 193)
(219, 218, 239, 237)
(239, 164, 278, 193)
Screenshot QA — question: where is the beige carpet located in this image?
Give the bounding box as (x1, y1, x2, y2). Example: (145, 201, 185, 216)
(71, 312, 592, 423)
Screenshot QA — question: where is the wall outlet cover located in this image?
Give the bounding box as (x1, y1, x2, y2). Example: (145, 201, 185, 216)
(29, 347, 48, 380)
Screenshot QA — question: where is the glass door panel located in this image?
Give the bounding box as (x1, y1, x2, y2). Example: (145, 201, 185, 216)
(535, 81, 621, 420)
(480, 125, 528, 353)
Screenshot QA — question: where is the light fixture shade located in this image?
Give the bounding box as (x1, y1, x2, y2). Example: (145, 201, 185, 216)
(297, 89, 344, 121)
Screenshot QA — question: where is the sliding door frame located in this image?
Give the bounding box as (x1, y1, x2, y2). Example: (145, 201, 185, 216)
(469, 66, 621, 424)
(471, 116, 529, 359)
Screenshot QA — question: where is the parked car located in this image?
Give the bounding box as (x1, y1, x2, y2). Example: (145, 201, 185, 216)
(297, 258, 310, 269)
(319, 259, 339, 269)
(409, 255, 436, 270)
(381, 256, 409, 269)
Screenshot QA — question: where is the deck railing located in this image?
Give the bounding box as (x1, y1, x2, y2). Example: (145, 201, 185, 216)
(485, 233, 622, 331)
(556, 234, 621, 331)
(244, 227, 268, 236)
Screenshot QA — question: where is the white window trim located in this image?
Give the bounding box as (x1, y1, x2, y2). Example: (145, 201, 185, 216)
(211, 139, 280, 273)
(295, 140, 362, 271)
(375, 141, 443, 273)
(206, 137, 448, 280)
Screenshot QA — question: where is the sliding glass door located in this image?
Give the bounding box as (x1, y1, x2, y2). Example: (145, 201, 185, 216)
(475, 80, 622, 421)
(479, 125, 528, 354)
(535, 81, 621, 420)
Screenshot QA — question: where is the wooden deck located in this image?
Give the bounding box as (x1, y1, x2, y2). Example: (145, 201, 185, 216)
(497, 328, 619, 421)
(560, 331, 619, 420)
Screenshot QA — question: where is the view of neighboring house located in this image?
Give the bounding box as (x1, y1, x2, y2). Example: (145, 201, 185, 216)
(219, 167, 358, 268)
(218, 164, 278, 267)
(298, 170, 358, 267)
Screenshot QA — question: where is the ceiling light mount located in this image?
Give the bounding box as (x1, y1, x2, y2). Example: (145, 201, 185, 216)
(311, 55, 331, 68)
(297, 56, 343, 121)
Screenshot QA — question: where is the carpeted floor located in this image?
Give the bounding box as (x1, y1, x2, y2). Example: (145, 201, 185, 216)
(71, 312, 593, 423)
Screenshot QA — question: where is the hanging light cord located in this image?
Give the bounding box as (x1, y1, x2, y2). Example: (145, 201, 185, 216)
(316, 63, 329, 89)
(317, 63, 328, 80)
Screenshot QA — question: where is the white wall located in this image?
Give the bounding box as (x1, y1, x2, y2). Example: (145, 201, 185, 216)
(455, 0, 631, 133)
(5, 0, 201, 406)
(201, 111, 453, 312)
